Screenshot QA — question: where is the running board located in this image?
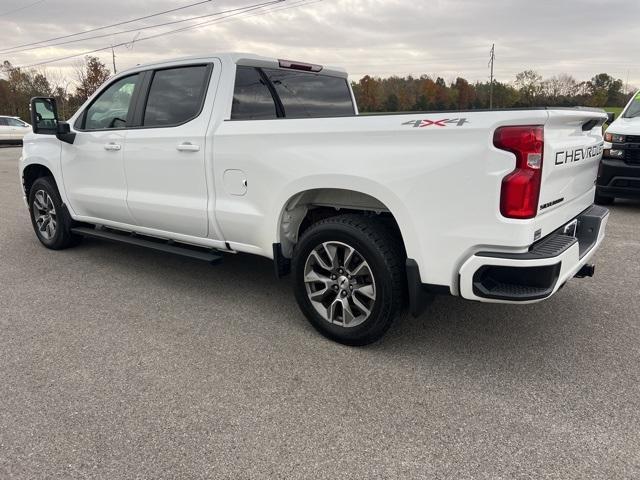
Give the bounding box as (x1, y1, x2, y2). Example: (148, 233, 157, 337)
(71, 227, 223, 264)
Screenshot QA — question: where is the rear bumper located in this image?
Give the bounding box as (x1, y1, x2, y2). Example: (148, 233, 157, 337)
(597, 157, 640, 199)
(457, 205, 609, 303)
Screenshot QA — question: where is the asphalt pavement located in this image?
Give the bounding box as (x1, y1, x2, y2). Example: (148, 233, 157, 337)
(0, 146, 639, 479)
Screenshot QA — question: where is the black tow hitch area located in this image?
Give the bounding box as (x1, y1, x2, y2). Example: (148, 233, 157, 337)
(575, 264, 596, 279)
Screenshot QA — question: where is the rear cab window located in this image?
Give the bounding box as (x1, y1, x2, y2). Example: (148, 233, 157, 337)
(231, 65, 355, 120)
(231, 67, 278, 120)
(263, 68, 354, 118)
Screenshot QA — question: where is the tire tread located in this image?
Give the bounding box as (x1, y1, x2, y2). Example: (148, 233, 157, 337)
(294, 213, 406, 345)
(29, 176, 80, 250)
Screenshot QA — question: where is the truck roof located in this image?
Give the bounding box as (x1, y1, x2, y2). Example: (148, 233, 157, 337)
(118, 52, 349, 79)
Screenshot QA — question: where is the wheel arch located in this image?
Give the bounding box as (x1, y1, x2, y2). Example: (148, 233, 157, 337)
(22, 163, 56, 198)
(274, 183, 420, 264)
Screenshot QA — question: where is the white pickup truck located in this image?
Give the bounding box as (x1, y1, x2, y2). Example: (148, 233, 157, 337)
(21, 53, 609, 345)
(597, 90, 640, 204)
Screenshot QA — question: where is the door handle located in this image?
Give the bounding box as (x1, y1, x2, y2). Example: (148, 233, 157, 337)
(104, 143, 121, 151)
(177, 142, 200, 152)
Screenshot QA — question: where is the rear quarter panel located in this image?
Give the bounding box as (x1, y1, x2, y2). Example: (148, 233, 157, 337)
(213, 110, 552, 287)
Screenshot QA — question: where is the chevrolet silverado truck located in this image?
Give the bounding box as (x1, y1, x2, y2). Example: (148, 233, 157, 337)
(21, 53, 609, 345)
(597, 90, 640, 204)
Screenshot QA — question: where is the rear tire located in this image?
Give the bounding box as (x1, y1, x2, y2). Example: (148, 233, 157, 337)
(292, 214, 406, 346)
(595, 192, 614, 206)
(28, 176, 80, 250)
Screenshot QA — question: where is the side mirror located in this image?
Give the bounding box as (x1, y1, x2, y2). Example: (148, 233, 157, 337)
(30, 97, 59, 134)
(30, 97, 75, 144)
(606, 112, 616, 124)
(56, 121, 76, 144)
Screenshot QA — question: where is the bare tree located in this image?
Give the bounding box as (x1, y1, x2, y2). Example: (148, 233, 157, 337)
(74, 56, 111, 103)
(514, 70, 543, 106)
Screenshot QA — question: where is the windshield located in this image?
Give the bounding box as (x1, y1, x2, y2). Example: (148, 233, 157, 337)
(623, 91, 640, 118)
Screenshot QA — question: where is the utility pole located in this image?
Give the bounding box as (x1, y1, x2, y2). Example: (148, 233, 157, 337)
(625, 70, 630, 97)
(488, 43, 495, 109)
(111, 46, 117, 74)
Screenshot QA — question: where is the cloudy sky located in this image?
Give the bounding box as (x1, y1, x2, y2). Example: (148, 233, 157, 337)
(1, 0, 639, 88)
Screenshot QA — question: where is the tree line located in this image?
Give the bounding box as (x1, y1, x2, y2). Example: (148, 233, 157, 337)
(0, 56, 110, 122)
(0, 55, 634, 122)
(351, 70, 632, 112)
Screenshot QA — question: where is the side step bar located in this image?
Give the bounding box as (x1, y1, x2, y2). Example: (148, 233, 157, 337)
(71, 227, 223, 264)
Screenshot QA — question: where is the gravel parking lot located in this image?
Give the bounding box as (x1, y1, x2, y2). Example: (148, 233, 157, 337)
(0, 145, 639, 479)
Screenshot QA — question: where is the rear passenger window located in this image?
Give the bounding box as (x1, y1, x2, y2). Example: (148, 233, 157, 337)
(263, 68, 354, 118)
(0, 118, 7, 126)
(143, 65, 210, 127)
(231, 66, 278, 120)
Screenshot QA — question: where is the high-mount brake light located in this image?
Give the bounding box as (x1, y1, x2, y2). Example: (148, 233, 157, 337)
(493, 125, 544, 219)
(278, 59, 323, 73)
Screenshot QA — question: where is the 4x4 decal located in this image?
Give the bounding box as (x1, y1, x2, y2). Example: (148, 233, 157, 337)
(402, 118, 469, 128)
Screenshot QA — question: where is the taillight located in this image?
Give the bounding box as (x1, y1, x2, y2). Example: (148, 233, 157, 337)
(494, 125, 544, 219)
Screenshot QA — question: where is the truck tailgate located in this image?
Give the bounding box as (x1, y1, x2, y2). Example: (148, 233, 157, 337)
(539, 109, 606, 216)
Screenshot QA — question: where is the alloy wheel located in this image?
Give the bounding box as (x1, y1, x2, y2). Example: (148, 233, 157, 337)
(304, 241, 377, 328)
(32, 190, 57, 240)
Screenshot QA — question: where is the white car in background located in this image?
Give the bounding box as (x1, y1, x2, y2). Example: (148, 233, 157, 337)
(0, 116, 31, 144)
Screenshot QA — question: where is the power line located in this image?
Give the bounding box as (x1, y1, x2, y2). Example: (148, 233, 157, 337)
(16, 1, 283, 67)
(3, 1, 282, 55)
(0, 0, 45, 18)
(17, 0, 316, 69)
(0, 0, 214, 53)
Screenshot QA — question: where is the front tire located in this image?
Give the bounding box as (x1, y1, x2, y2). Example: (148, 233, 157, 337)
(292, 214, 406, 346)
(28, 177, 80, 250)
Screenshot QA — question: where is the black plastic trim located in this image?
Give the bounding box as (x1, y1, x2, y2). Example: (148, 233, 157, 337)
(257, 67, 285, 118)
(470, 205, 608, 302)
(477, 234, 577, 260)
(30, 96, 58, 135)
(406, 259, 446, 317)
(598, 184, 640, 199)
(574, 205, 608, 258)
(129, 70, 153, 128)
(597, 156, 640, 199)
(272, 243, 291, 278)
(473, 263, 561, 301)
(71, 226, 223, 264)
(477, 205, 608, 262)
